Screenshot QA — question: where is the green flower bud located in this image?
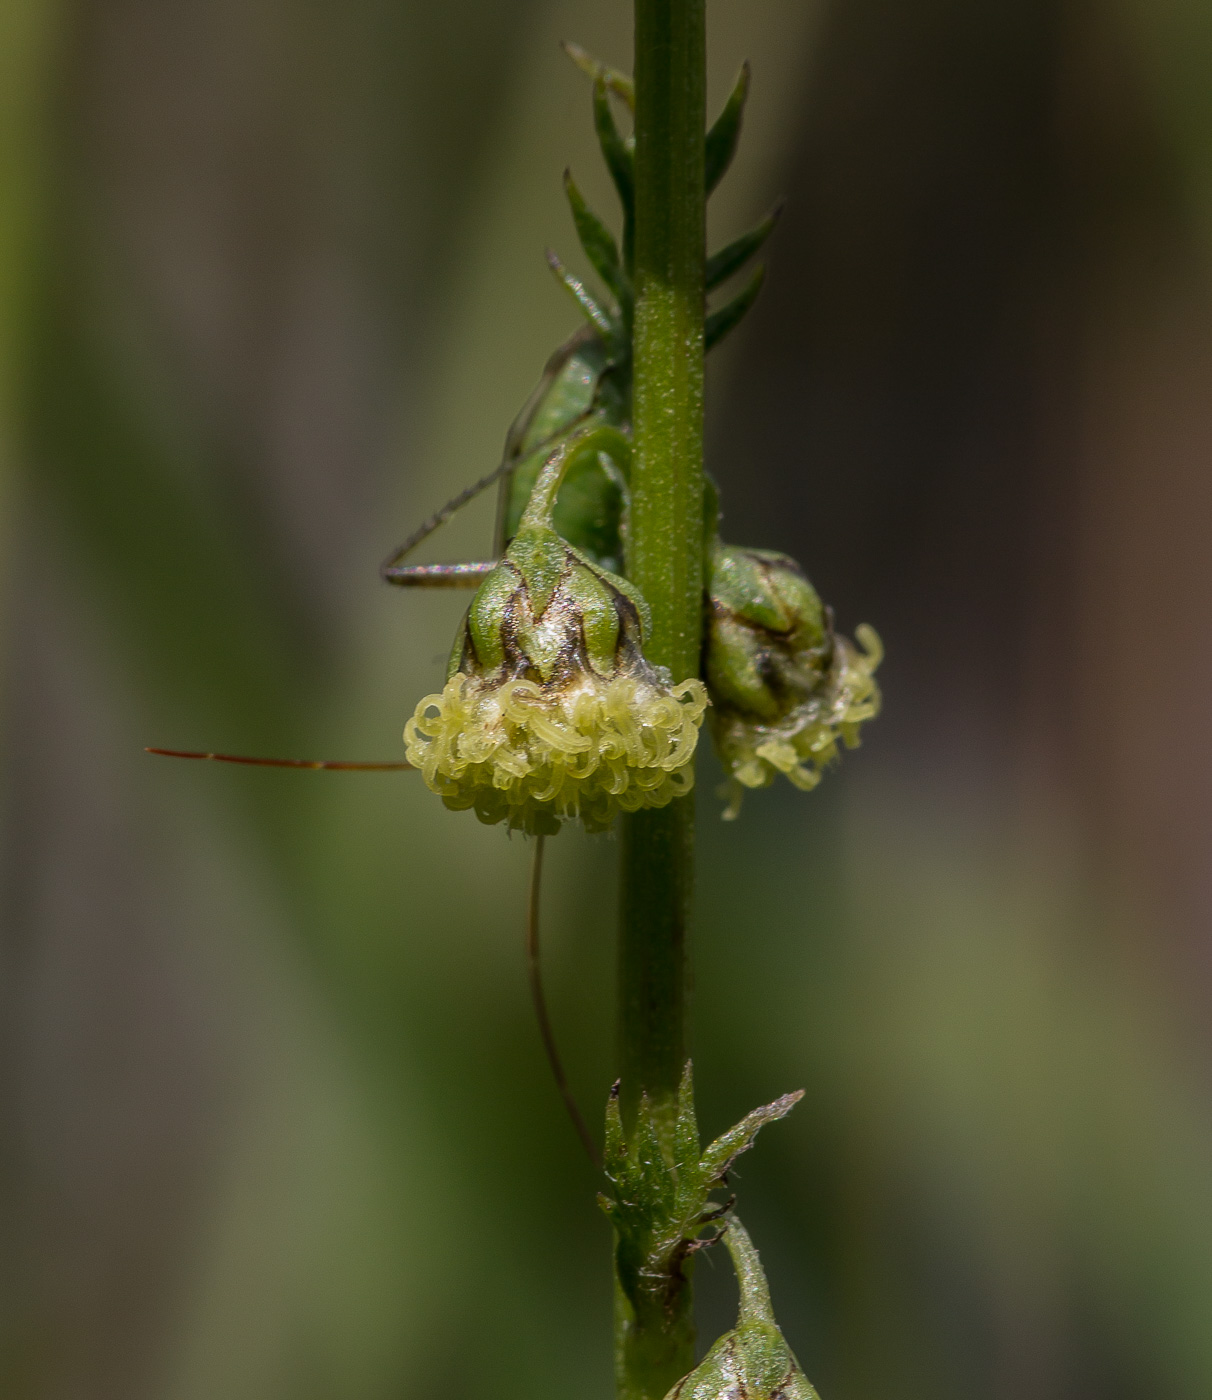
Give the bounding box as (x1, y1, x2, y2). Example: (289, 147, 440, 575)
(704, 542, 881, 818)
(405, 437, 708, 834)
(665, 1218, 820, 1400)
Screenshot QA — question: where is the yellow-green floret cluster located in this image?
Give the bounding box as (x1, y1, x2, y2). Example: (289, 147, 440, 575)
(703, 543, 881, 819)
(711, 625, 881, 817)
(406, 669, 706, 834)
(405, 438, 708, 834)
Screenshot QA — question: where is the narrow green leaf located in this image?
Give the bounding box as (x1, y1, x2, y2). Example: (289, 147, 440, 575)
(563, 170, 628, 308)
(546, 248, 616, 339)
(633, 1092, 671, 1204)
(593, 77, 635, 271)
(603, 1080, 626, 1173)
(704, 61, 751, 196)
(697, 1089, 803, 1187)
(561, 40, 635, 111)
(673, 1061, 699, 1173)
(705, 263, 766, 351)
(705, 205, 782, 292)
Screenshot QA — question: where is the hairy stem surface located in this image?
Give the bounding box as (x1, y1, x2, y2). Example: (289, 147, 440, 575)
(617, 0, 706, 1396)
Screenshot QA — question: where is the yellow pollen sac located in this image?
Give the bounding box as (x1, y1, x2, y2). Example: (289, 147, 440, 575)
(405, 670, 709, 835)
(714, 625, 883, 820)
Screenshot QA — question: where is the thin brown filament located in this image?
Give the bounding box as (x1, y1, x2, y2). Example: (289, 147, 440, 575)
(527, 834, 600, 1168)
(146, 748, 413, 771)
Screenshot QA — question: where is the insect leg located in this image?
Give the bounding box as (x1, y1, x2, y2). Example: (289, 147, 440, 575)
(379, 419, 592, 580)
(380, 459, 514, 576)
(381, 561, 497, 588)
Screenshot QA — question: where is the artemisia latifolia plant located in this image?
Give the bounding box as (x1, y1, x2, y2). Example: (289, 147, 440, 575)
(150, 11, 880, 1400)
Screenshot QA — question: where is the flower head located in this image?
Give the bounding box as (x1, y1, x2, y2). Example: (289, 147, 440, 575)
(704, 543, 881, 818)
(405, 437, 708, 834)
(664, 1218, 820, 1400)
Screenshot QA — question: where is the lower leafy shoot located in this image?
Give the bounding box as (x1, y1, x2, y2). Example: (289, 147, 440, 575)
(602, 1065, 805, 1400)
(704, 543, 882, 818)
(405, 432, 708, 834)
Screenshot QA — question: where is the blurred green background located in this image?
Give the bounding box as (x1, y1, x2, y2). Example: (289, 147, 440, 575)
(4, 0, 1212, 1396)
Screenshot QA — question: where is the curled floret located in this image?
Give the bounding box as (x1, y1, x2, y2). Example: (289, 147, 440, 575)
(713, 624, 882, 820)
(406, 670, 708, 834)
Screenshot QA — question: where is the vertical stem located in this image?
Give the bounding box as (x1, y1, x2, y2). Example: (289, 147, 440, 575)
(615, 807, 696, 1400)
(617, 1, 706, 1398)
(629, 0, 706, 685)
(622, 0, 706, 1127)
(617, 807, 693, 1123)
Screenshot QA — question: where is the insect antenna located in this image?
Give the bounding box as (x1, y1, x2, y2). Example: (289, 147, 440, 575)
(527, 834, 601, 1168)
(380, 458, 514, 577)
(146, 748, 413, 771)
(380, 417, 594, 580)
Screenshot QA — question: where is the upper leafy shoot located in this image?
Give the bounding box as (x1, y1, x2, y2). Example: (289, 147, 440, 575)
(559, 48, 773, 353)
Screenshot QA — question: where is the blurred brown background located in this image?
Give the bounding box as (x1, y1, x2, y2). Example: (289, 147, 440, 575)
(3, 0, 1212, 1396)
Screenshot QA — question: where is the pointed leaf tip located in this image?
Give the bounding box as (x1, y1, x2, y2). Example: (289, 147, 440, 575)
(562, 170, 627, 307)
(698, 1087, 803, 1185)
(674, 1061, 700, 1172)
(603, 1085, 625, 1168)
(561, 40, 635, 111)
(592, 78, 635, 256)
(546, 247, 616, 339)
(705, 204, 782, 292)
(705, 60, 752, 196)
(705, 264, 766, 352)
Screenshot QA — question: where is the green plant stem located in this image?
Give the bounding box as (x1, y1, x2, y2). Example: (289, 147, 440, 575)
(617, 0, 706, 1397)
(617, 808, 693, 1124)
(622, 0, 707, 1124)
